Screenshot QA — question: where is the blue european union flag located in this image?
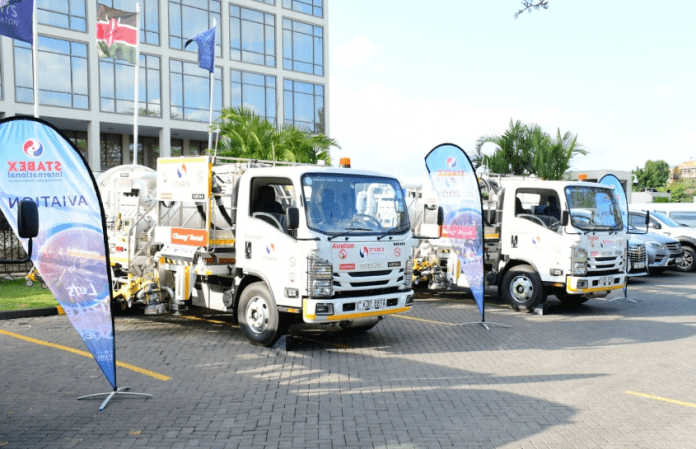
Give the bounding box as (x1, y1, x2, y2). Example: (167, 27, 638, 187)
(185, 26, 216, 73)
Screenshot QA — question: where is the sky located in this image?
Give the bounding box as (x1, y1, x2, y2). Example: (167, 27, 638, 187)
(326, 0, 696, 182)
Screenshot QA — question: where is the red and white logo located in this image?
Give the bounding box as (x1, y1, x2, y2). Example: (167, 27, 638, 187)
(23, 139, 44, 158)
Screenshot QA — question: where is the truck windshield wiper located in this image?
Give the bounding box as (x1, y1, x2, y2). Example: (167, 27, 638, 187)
(327, 227, 373, 241)
(377, 225, 408, 240)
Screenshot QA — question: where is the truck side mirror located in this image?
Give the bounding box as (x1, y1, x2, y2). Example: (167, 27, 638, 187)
(285, 207, 299, 231)
(561, 210, 569, 227)
(18, 199, 39, 238)
(0, 200, 39, 265)
(437, 206, 444, 226)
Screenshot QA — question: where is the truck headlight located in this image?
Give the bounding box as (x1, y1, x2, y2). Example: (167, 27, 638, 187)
(307, 255, 333, 298)
(403, 257, 413, 289)
(571, 246, 587, 276)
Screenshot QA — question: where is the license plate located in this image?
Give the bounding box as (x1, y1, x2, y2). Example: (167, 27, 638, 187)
(634, 262, 645, 269)
(362, 298, 386, 310)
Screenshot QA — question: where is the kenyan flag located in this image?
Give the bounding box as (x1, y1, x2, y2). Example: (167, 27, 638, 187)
(96, 4, 138, 64)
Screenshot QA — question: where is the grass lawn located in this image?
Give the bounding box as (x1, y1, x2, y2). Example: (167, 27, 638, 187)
(0, 278, 57, 311)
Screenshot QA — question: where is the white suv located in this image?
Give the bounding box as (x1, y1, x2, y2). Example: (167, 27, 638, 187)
(629, 210, 696, 273)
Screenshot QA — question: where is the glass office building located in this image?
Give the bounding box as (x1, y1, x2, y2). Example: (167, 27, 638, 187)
(1, 0, 329, 172)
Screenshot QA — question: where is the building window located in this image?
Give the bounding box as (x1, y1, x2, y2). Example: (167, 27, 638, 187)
(129, 135, 159, 168)
(231, 70, 276, 124)
(284, 79, 324, 133)
(14, 36, 89, 109)
(169, 0, 221, 57)
(62, 130, 88, 159)
(99, 0, 160, 45)
(230, 5, 275, 67)
(170, 59, 223, 123)
(252, 0, 275, 5)
(100, 53, 161, 117)
(170, 138, 183, 157)
(189, 140, 208, 155)
(101, 133, 123, 171)
(282, 18, 323, 76)
(37, 0, 87, 32)
(283, 0, 323, 18)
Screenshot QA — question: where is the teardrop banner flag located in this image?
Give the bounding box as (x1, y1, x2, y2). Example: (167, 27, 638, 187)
(0, 117, 116, 389)
(424, 143, 486, 320)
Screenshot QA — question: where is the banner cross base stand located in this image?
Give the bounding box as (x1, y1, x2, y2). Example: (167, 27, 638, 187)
(608, 296, 638, 304)
(457, 320, 511, 331)
(78, 386, 152, 411)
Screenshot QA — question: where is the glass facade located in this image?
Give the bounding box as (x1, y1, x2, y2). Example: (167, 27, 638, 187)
(282, 18, 323, 75)
(63, 130, 88, 158)
(231, 70, 276, 124)
(14, 36, 89, 109)
(100, 54, 161, 117)
(169, 0, 222, 57)
(99, 0, 161, 45)
(283, 0, 323, 18)
(130, 135, 160, 168)
(230, 4, 275, 67)
(101, 133, 123, 171)
(37, 0, 87, 32)
(170, 59, 223, 123)
(284, 79, 324, 133)
(253, 0, 275, 4)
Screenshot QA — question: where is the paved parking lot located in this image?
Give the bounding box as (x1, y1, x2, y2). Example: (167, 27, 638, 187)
(2, 271, 696, 449)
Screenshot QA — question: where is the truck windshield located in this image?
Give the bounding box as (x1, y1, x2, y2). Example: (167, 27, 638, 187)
(302, 173, 409, 236)
(565, 186, 623, 231)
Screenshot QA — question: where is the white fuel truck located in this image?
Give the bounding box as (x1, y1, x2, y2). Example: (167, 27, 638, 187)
(407, 175, 629, 312)
(97, 156, 419, 346)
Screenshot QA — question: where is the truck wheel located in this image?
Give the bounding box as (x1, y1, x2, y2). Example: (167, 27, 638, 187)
(238, 282, 286, 347)
(675, 246, 696, 272)
(501, 265, 545, 312)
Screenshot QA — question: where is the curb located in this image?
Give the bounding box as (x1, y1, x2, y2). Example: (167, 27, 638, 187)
(0, 306, 64, 321)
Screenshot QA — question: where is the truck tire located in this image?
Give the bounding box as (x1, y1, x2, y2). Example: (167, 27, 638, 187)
(238, 282, 287, 347)
(501, 265, 545, 312)
(675, 246, 696, 273)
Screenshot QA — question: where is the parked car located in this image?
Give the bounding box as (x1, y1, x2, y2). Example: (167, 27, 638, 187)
(629, 210, 695, 272)
(630, 203, 696, 227)
(629, 228, 683, 274)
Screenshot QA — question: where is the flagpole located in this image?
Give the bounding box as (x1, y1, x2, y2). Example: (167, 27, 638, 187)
(132, 3, 141, 165)
(32, 0, 38, 118)
(207, 18, 216, 152)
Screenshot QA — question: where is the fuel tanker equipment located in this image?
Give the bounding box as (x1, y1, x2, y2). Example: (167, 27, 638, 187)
(98, 156, 418, 346)
(407, 175, 629, 312)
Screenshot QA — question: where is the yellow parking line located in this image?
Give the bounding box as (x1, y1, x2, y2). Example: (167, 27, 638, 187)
(0, 329, 171, 382)
(393, 314, 457, 326)
(626, 390, 696, 408)
(178, 314, 238, 328)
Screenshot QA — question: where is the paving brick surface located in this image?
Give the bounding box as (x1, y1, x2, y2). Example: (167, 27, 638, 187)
(2, 271, 696, 448)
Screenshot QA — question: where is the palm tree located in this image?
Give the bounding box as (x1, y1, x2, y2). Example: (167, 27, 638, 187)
(474, 119, 587, 180)
(213, 107, 339, 164)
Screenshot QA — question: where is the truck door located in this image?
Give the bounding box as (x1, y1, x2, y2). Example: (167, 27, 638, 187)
(236, 177, 302, 308)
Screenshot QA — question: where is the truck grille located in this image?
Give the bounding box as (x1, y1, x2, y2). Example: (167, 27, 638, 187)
(587, 255, 623, 276)
(332, 269, 403, 297)
(628, 244, 646, 262)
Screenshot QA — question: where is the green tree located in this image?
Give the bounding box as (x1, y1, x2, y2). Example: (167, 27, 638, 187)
(514, 0, 549, 18)
(213, 107, 339, 164)
(659, 180, 695, 203)
(474, 119, 587, 180)
(632, 160, 670, 191)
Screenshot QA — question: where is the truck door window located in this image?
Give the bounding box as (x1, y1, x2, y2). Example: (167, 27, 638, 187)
(250, 178, 295, 231)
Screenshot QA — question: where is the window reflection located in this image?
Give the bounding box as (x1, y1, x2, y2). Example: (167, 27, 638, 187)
(284, 79, 324, 133)
(169, 0, 221, 57)
(282, 0, 322, 18)
(170, 59, 223, 123)
(101, 133, 123, 171)
(230, 4, 275, 67)
(14, 36, 89, 110)
(231, 70, 276, 124)
(37, 0, 87, 32)
(283, 18, 323, 76)
(100, 54, 161, 117)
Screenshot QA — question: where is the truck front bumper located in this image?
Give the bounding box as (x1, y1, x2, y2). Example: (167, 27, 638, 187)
(303, 290, 413, 323)
(566, 274, 626, 294)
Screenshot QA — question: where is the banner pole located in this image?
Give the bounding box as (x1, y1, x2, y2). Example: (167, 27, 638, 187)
(207, 19, 216, 152)
(132, 3, 141, 165)
(32, 0, 38, 118)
